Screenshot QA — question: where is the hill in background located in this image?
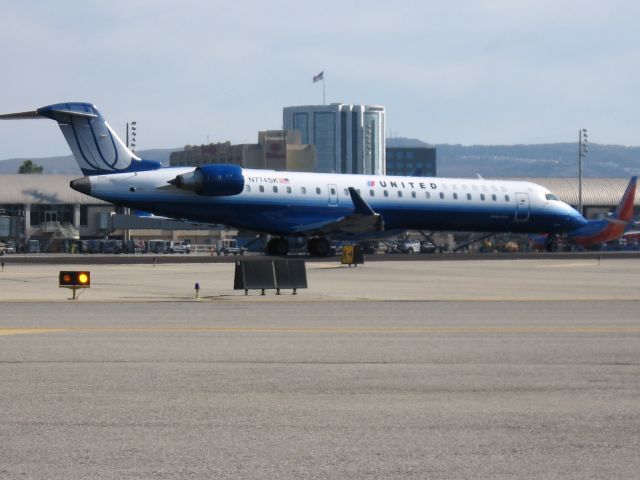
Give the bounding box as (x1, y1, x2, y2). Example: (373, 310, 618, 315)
(0, 142, 638, 178)
(0, 149, 178, 175)
(387, 138, 639, 178)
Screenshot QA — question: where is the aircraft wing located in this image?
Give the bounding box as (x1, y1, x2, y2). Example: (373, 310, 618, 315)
(292, 187, 384, 236)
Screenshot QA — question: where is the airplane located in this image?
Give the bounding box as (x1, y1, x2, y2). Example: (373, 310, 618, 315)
(1, 102, 590, 255)
(529, 176, 638, 251)
(565, 176, 637, 248)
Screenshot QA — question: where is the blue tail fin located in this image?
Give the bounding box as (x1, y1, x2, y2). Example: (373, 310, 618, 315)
(1, 102, 161, 176)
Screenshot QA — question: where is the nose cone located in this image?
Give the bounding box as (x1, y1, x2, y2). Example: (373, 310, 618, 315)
(566, 209, 588, 230)
(70, 176, 91, 195)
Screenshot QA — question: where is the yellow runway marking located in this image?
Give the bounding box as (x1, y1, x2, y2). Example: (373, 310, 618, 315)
(535, 262, 601, 269)
(1, 326, 640, 336)
(0, 329, 63, 336)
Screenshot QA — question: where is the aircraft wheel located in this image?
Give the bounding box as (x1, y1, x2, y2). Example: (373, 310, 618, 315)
(544, 238, 560, 252)
(266, 237, 289, 256)
(308, 237, 331, 257)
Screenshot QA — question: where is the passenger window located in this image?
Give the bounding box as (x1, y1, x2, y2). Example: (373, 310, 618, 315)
(492, 194, 497, 201)
(398, 191, 403, 198)
(411, 191, 416, 198)
(439, 192, 445, 199)
(286, 186, 292, 194)
(453, 193, 458, 200)
(316, 187, 321, 195)
(273, 186, 278, 193)
(467, 193, 472, 200)
(425, 192, 431, 199)
(370, 189, 375, 196)
(384, 190, 389, 197)
(245, 185, 251, 192)
(480, 194, 485, 201)
(301, 186, 307, 194)
(505, 195, 510, 201)
(330, 187, 336, 195)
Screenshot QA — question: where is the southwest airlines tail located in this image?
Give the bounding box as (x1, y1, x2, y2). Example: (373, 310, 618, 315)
(0, 102, 161, 175)
(567, 175, 638, 247)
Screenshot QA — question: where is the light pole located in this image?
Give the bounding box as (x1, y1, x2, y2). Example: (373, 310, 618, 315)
(124, 121, 137, 244)
(126, 121, 137, 151)
(578, 128, 588, 215)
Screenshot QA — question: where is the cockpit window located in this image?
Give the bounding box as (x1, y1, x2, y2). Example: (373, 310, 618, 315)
(545, 193, 559, 201)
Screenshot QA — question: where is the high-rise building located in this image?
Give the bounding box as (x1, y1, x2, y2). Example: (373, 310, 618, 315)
(283, 104, 386, 175)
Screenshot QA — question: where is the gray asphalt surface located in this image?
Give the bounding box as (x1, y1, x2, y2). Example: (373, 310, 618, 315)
(1, 300, 639, 479)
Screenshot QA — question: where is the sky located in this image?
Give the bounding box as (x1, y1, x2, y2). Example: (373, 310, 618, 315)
(0, 0, 639, 159)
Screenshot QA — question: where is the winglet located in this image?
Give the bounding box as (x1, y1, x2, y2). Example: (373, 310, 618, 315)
(348, 187, 376, 216)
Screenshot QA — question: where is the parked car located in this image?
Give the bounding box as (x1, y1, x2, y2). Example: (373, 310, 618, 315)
(170, 241, 191, 254)
(4, 241, 16, 254)
(398, 239, 421, 254)
(420, 241, 437, 254)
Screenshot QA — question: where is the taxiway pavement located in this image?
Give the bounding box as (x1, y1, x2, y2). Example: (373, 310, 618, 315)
(0, 259, 639, 479)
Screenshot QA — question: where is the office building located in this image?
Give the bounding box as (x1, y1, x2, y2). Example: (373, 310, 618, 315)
(170, 130, 316, 172)
(283, 104, 386, 175)
(386, 146, 437, 177)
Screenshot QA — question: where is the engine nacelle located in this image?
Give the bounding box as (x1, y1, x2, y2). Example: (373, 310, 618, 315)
(168, 164, 244, 196)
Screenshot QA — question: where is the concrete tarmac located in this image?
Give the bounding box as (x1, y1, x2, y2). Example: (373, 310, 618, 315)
(0, 259, 639, 479)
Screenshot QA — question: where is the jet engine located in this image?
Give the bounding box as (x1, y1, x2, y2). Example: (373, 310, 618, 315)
(168, 164, 244, 196)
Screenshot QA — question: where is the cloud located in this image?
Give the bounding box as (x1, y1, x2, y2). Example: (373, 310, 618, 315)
(1, 0, 639, 158)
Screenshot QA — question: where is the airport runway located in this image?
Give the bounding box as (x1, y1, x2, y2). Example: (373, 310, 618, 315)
(1, 260, 639, 479)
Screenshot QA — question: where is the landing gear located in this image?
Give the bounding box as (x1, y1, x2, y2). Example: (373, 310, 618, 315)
(307, 237, 331, 257)
(544, 235, 560, 252)
(266, 237, 289, 256)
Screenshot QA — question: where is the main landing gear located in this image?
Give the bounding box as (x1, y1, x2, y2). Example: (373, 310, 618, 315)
(265, 236, 332, 257)
(307, 237, 331, 257)
(266, 237, 290, 256)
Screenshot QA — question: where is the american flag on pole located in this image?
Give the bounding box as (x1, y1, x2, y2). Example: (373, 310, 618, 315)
(313, 71, 324, 83)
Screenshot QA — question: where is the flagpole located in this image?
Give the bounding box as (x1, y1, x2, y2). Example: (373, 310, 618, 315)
(323, 73, 326, 105)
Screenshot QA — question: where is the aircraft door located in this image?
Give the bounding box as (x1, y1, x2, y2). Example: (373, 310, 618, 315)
(328, 184, 338, 206)
(515, 192, 530, 222)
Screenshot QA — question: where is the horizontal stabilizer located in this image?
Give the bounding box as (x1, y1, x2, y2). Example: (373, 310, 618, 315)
(605, 218, 629, 226)
(0, 110, 40, 120)
(0, 107, 97, 121)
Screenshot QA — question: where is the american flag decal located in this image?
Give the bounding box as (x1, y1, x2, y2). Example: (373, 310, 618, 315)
(367, 180, 375, 187)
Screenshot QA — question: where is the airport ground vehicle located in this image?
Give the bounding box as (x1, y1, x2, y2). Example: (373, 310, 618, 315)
(4, 241, 16, 254)
(398, 239, 421, 254)
(169, 241, 191, 254)
(147, 240, 170, 254)
(420, 241, 437, 254)
(26, 239, 40, 253)
(217, 238, 246, 256)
